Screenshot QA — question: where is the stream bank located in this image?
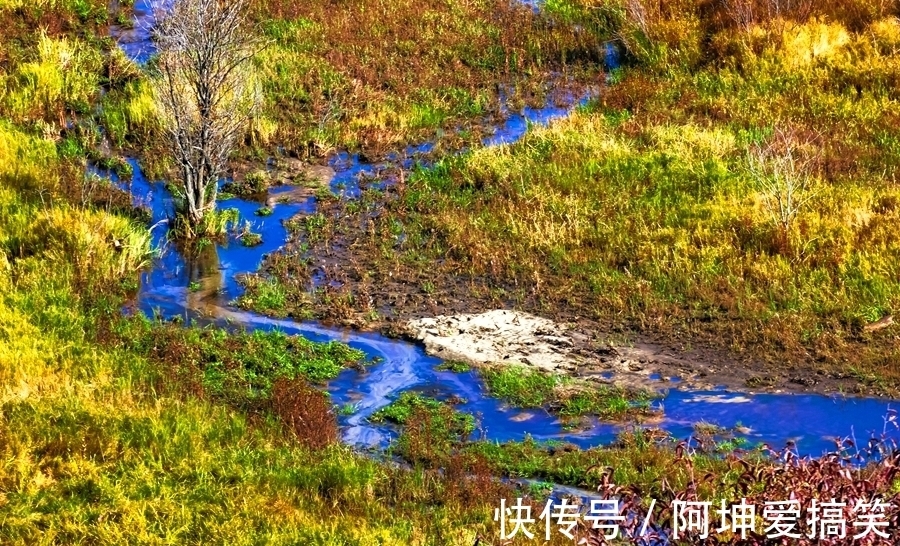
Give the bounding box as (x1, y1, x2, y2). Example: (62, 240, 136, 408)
(101, 139, 900, 460)
(107, 0, 900, 467)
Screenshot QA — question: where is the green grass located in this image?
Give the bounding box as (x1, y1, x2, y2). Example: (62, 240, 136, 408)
(0, 60, 531, 537)
(480, 364, 653, 421)
(0, 133, 523, 544)
(481, 365, 562, 407)
(371, 392, 474, 435)
(235, 276, 295, 316)
(462, 434, 754, 499)
(435, 360, 472, 373)
(299, 5, 900, 393)
(379, 405, 760, 503)
(240, 231, 263, 247)
(376, 393, 478, 467)
(223, 170, 271, 196)
(118, 319, 366, 401)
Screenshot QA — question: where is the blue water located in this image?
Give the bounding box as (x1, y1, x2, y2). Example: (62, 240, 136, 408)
(104, 1, 900, 461)
(110, 0, 157, 64)
(95, 152, 900, 460)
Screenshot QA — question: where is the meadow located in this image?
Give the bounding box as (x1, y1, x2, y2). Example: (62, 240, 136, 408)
(246, 0, 605, 156)
(0, 1, 520, 543)
(3, 0, 900, 544)
(248, 0, 900, 395)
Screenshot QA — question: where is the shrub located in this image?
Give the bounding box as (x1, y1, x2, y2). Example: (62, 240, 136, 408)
(594, 440, 900, 544)
(271, 377, 338, 450)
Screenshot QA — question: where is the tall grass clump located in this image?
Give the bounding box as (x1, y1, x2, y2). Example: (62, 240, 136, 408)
(2, 32, 103, 125)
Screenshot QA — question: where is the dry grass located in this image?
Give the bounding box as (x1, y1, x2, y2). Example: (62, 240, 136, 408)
(271, 377, 339, 449)
(248, 5, 900, 394)
(249, 0, 606, 155)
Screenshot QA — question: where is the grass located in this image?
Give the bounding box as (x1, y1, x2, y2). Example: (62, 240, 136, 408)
(3, 0, 609, 242)
(481, 365, 563, 407)
(235, 275, 307, 317)
(378, 393, 478, 468)
(0, 18, 528, 534)
(223, 170, 271, 196)
(240, 230, 263, 247)
(0, 120, 530, 544)
(375, 396, 759, 504)
(5, 0, 900, 543)
(466, 433, 757, 500)
(372, 391, 476, 438)
(436, 360, 472, 373)
(247, 0, 608, 156)
(480, 364, 654, 422)
(118, 319, 367, 399)
(258, 2, 900, 394)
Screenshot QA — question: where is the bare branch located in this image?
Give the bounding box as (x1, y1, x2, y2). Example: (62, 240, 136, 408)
(748, 127, 819, 240)
(151, 0, 261, 232)
(623, 0, 660, 37)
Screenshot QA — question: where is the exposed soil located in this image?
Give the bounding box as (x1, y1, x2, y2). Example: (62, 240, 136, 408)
(226, 158, 335, 193)
(240, 185, 894, 398)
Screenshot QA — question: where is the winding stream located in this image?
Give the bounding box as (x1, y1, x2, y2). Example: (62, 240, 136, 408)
(104, 3, 900, 460)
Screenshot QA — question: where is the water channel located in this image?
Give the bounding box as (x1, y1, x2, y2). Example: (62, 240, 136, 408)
(103, 1, 900, 465)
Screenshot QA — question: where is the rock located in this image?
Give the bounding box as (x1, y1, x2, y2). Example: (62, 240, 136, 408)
(510, 412, 535, 422)
(405, 309, 585, 373)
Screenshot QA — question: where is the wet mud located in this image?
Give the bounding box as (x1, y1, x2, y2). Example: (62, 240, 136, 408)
(105, 5, 900, 460)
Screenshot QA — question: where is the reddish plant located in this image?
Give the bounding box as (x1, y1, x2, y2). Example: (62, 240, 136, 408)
(270, 377, 338, 450)
(443, 452, 515, 511)
(587, 427, 900, 545)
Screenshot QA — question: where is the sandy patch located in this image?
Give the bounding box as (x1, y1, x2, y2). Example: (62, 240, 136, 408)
(405, 309, 591, 373)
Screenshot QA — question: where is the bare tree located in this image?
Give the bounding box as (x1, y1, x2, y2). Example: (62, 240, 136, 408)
(721, 0, 755, 30)
(747, 128, 818, 240)
(152, 0, 260, 234)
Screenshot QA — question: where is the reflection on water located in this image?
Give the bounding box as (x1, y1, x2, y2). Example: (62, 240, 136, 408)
(103, 14, 900, 459)
(97, 149, 900, 460)
(110, 0, 157, 64)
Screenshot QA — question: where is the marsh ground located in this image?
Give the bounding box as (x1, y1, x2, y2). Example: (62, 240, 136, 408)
(4, 0, 900, 544)
(241, 1, 900, 398)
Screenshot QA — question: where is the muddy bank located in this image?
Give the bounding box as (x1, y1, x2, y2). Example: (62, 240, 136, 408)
(402, 309, 864, 395)
(405, 310, 666, 392)
(242, 179, 874, 398)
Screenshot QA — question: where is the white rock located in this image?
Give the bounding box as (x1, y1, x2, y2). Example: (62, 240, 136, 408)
(405, 309, 583, 372)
